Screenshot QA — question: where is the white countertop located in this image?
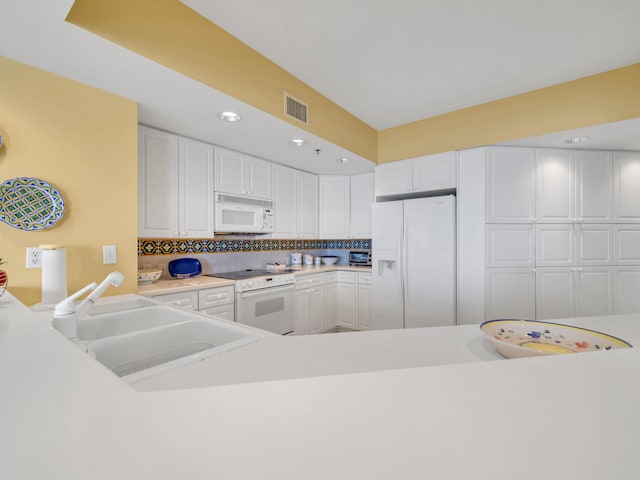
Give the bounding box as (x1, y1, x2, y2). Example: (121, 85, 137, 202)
(137, 264, 371, 296)
(2, 292, 640, 479)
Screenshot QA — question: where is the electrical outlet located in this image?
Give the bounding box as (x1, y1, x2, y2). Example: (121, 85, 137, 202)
(159, 263, 167, 272)
(103, 245, 117, 265)
(26, 247, 42, 269)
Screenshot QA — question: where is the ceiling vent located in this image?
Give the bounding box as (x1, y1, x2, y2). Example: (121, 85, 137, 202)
(284, 92, 309, 126)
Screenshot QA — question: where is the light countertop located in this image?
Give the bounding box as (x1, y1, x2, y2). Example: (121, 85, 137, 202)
(137, 265, 371, 296)
(2, 292, 640, 479)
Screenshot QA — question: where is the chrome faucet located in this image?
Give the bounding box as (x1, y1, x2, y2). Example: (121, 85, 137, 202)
(52, 271, 125, 339)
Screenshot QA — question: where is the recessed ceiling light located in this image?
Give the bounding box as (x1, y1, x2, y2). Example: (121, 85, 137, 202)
(337, 157, 351, 164)
(217, 111, 242, 122)
(290, 139, 307, 147)
(565, 136, 590, 144)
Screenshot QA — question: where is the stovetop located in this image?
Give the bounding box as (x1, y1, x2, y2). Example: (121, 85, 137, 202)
(205, 269, 292, 280)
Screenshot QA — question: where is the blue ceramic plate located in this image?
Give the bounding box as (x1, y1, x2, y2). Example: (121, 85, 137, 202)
(168, 258, 202, 278)
(0, 177, 65, 231)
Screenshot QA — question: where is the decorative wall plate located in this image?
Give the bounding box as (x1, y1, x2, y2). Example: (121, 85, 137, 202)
(0, 177, 65, 230)
(481, 319, 632, 359)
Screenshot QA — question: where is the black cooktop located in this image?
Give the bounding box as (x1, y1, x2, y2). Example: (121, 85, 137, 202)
(205, 269, 292, 280)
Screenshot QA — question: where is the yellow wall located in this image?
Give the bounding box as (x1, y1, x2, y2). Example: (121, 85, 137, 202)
(0, 56, 138, 305)
(378, 64, 640, 163)
(66, 0, 378, 163)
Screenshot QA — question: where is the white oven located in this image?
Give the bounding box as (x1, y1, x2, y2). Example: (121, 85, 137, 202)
(214, 192, 274, 234)
(236, 283, 295, 335)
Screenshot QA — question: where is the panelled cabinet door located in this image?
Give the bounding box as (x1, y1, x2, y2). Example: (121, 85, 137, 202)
(486, 147, 536, 223)
(575, 224, 613, 265)
(319, 176, 350, 239)
(336, 282, 357, 328)
(535, 224, 574, 267)
(138, 126, 180, 237)
(375, 160, 412, 197)
(357, 283, 373, 330)
(296, 171, 319, 238)
(485, 268, 536, 320)
(613, 266, 640, 314)
(272, 165, 296, 237)
(308, 287, 325, 334)
(412, 151, 457, 192)
(350, 172, 374, 239)
(614, 151, 640, 222)
(323, 282, 338, 330)
(214, 147, 244, 194)
(245, 155, 272, 199)
(614, 225, 640, 265)
(294, 289, 311, 335)
(575, 150, 612, 222)
(575, 267, 613, 317)
(179, 137, 214, 238)
(536, 149, 574, 223)
(535, 268, 575, 320)
(486, 224, 535, 267)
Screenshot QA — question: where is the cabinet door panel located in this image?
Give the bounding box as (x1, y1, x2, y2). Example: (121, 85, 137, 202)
(375, 161, 412, 197)
(294, 290, 310, 335)
(200, 303, 235, 322)
(614, 225, 640, 265)
(412, 152, 456, 192)
(576, 225, 612, 265)
(138, 126, 179, 237)
(214, 147, 244, 194)
(575, 267, 613, 317)
(614, 267, 640, 314)
(485, 268, 535, 320)
(535, 224, 574, 267)
(296, 172, 319, 238)
(272, 165, 296, 237)
(486, 147, 536, 222)
(180, 137, 214, 237)
(319, 176, 350, 238)
(357, 283, 372, 330)
(536, 149, 574, 223)
(614, 151, 640, 222)
(324, 282, 338, 330)
(336, 283, 357, 328)
(535, 268, 574, 320)
(575, 150, 612, 222)
(350, 172, 374, 239)
(308, 288, 324, 334)
(486, 224, 535, 267)
(246, 156, 272, 199)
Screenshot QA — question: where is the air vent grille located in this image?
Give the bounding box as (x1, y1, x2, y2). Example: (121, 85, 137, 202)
(284, 92, 309, 125)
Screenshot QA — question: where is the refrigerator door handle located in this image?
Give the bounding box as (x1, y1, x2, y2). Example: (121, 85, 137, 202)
(402, 212, 408, 327)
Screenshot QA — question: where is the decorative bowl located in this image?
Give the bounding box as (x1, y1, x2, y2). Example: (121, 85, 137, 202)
(137, 269, 162, 285)
(480, 319, 632, 359)
(321, 256, 338, 265)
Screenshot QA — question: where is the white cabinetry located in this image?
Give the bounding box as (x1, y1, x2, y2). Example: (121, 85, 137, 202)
(335, 271, 357, 329)
(272, 165, 318, 238)
(614, 151, 640, 222)
(485, 224, 535, 267)
(151, 285, 235, 322)
(350, 172, 374, 239)
(295, 274, 324, 334)
(138, 126, 214, 238)
(485, 268, 536, 320)
(614, 267, 640, 313)
(375, 151, 456, 198)
(356, 271, 372, 330)
(214, 146, 271, 199)
(319, 176, 350, 239)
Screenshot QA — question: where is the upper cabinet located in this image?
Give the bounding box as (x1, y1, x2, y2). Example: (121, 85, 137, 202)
(214, 146, 272, 199)
(272, 164, 318, 238)
(375, 151, 456, 198)
(536, 149, 612, 223)
(486, 147, 536, 223)
(614, 151, 640, 222)
(350, 172, 374, 239)
(319, 176, 350, 239)
(138, 126, 214, 238)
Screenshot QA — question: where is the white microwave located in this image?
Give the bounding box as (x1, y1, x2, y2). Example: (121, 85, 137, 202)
(214, 192, 274, 234)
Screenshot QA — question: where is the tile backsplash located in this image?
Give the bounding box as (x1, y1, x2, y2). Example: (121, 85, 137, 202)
(138, 237, 371, 277)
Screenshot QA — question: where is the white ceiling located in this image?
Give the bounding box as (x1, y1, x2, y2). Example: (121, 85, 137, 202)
(1, 0, 640, 175)
(183, 0, 640, 130)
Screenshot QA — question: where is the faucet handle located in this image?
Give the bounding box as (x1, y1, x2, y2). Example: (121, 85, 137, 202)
(54, 282, 97, 317)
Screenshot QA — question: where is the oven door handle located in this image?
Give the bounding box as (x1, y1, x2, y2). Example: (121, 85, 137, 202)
(237, 284, 295, 299)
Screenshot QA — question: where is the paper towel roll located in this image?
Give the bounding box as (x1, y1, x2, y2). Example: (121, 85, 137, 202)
(40, 245, 67, 305)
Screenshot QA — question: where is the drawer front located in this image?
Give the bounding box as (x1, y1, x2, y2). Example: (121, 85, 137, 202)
(336, 271, 357, 283)
(324, 271, 338, 283)
(295, 273, 324, 290)
(198, 285, 235, 308)
(200, 303, 235, 322)
(357, 272, 372, 285)
(152, 291, 198, 310)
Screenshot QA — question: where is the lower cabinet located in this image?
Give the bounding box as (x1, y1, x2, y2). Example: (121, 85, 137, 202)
(356, 271, 372, 330)
(151, 285, 235, 322)
(294, 274, 325, 335)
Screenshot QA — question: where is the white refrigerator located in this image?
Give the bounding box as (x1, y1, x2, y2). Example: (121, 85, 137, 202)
(372, 195, 456, 329)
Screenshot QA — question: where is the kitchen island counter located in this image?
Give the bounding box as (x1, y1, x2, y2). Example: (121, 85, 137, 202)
(2, 292, 640, 479)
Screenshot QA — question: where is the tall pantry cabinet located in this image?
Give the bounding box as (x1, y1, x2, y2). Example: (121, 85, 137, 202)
(458, 146, 640, 324)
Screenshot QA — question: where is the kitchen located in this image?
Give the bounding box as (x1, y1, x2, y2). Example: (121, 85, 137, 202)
(2, 0, 640, 478)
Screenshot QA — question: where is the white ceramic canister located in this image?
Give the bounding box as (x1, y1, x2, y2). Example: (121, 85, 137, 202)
(290, 251, 302, 266)
(303, 253, 314, 265)
(314, 256, 321, 265)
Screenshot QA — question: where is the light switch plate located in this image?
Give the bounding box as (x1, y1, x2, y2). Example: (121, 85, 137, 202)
(103, 245, 117, 265)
